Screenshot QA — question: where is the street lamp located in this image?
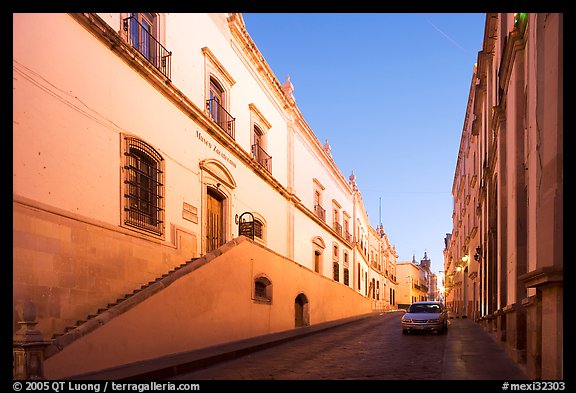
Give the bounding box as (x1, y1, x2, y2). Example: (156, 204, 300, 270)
(456, 254, 469, 272)
(437, 271, 445, 305)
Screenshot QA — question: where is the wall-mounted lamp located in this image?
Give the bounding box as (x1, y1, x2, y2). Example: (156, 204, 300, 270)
(474, 245, 482, 261)
(461, 254, 469, 264)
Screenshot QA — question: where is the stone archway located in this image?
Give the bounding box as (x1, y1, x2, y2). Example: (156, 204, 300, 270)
(294, 293, 310, 327)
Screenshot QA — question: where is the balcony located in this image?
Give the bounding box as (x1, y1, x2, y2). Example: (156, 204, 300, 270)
(314, 204, 326, 222)
(251, 144, 272, 173)
(333, 221, 342, 237)
(344, 230, 352, 243)
(206, 98, 235, 139)
(123, 16, 172, 80)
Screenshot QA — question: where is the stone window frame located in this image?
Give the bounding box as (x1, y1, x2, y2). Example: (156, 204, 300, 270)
(253, 274, 273, 304)
(121, 135, 165, 237)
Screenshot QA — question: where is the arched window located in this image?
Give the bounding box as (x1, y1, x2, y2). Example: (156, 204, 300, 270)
(253, 124, 265, 148)
(123, 136, 164, 235)
(312, 236, 325, 274)
(203, 47, 236, 139)
(206, 75, 234, 139)
(249, 104, 272, 173)
(208, 77, 225, 125)
(254, 218, 264, 240)
(129, 13, 156, 61)
(314, 250, 322, 274)
(253, 275, 272, 304)
(251, 124, 272, 173)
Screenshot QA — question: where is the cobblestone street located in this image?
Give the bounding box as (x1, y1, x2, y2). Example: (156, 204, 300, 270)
(172, 311, 527, 380)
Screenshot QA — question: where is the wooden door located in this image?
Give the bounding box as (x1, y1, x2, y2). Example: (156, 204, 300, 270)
(206, 189, 224, 253)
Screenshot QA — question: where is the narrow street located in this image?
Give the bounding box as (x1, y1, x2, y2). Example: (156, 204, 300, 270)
(172, 311, 528, 380)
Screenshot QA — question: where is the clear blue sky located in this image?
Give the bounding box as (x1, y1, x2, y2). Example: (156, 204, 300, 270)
(242, 13, 486, 274)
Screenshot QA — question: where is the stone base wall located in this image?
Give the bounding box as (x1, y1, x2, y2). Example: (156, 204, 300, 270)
(13, 199, 197, 339)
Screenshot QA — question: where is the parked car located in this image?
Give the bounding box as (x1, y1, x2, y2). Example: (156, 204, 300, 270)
(401, 301, 448, 334)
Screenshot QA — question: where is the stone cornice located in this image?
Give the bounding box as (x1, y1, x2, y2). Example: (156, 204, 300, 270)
(519, 266, 563, 289)
(248, 103, 272, 129)
(226, 14, 293, 112)
(201, 47, 236, 86)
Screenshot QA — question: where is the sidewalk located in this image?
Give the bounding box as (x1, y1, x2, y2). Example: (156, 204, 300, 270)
(442, 317, 528, 380)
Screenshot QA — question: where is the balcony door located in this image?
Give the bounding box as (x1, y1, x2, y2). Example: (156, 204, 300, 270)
(130, 13, 155, 61)
(209, 77, 225, 126)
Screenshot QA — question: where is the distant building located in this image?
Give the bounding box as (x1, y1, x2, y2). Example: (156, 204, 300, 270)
(429, 273, 439, 301)
(420, 251, 431, 272)
(396, 257, 428, 309)
(419, 251, 432, 299)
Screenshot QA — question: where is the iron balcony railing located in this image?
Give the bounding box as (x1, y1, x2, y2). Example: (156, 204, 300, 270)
(251, 144, 272, 173)
(333, 221, 342, 237)
(344, 230, 352, 243)
(123, 16, 172, 80)
(206, 98, 235, 139)
(314, 204, 326, 222)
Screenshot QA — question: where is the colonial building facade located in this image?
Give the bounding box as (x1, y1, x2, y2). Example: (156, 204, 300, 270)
(13, 13, 399, 378)
(396, 257, 429, 309)
(444, 13, 563, 380)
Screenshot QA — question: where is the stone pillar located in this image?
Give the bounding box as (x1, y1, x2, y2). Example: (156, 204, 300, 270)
(503, 303, 527, 364)
(522, 294, 542, 380)
(13, 301, 51, 380)
(519, 267, 563, 380)
(541, 282, 563, 380)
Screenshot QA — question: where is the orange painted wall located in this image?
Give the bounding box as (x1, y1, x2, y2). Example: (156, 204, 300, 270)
(44, 237, 373, 379)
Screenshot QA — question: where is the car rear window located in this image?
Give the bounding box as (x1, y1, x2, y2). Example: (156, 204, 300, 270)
(409, 304, 442, 313)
